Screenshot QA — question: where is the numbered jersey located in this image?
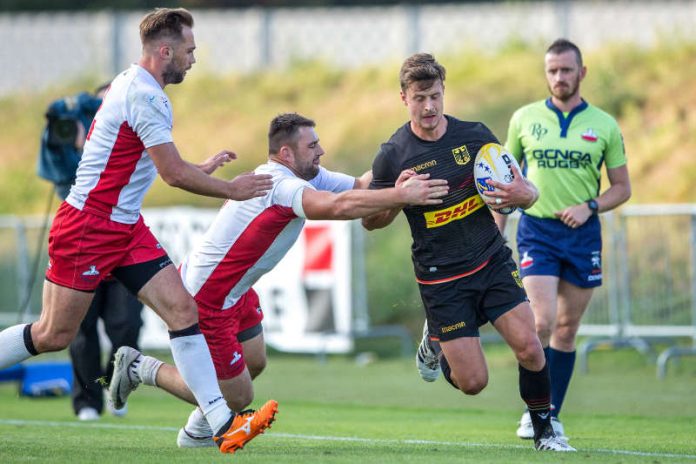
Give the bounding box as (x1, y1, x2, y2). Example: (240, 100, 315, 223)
(180, 162, 354, 311)
(67, 65, 173, 224)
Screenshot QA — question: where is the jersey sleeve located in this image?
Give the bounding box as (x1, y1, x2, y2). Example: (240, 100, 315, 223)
(127, 87, 174, 149)
(369, 143, 398, 190)
(310, 166, 355, 193)
(274, 177, 314, 218)
(604, 119, 627, 169)
(504, 110, 524, 163)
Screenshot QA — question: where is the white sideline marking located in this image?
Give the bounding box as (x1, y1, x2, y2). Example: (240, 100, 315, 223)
(1, 418, 694, 460)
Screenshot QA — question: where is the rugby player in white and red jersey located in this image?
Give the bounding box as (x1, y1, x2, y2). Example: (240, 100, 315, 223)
(107, 112, 450, 448)
(0, 8, 281, 454)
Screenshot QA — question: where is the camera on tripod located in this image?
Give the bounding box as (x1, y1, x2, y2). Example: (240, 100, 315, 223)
(38, 90, 103, 191)
(45, 95, 83, 149)
(47, 116, 80, 147)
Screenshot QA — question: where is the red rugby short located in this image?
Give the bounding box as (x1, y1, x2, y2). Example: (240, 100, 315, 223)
(46, 202, 167, 291)
(198, 289, 264, 380)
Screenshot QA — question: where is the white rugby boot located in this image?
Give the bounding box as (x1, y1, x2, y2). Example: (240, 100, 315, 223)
(516, 410, 534, 439)
(416, 321, 440, 382)
(535, 426, 576, 452)
(108, 346, 142, 411)
(551, 416, 568, 441)
(177, 407, 216, 448)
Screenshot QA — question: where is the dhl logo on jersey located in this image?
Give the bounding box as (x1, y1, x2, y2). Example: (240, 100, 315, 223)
(424, 194, 484, 228)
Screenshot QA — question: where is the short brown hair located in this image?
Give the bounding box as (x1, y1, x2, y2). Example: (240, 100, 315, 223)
(399, 53, 446, 92)
(139, 8, 194, 45)
(546, 38, 583, 66)
(268, 113, 316, 155)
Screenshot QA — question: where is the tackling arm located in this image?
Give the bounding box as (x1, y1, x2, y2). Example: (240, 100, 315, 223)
(361, 208, 402, 230)
(148, 142, 272, 200)
(353, 170, 373, 190)
(360, 168, 419, 230)
(302, 174, 448, 221)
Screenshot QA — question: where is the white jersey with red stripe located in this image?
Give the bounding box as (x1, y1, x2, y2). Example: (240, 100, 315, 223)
(180, 161, 355, 311)
(66, 64, 174, 224)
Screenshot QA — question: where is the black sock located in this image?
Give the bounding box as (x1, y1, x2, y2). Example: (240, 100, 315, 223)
(168, 323, 201, 339)
(519, 363, 552, 441)
(440, 356, 458, 390)
(23, 323, 38, 356)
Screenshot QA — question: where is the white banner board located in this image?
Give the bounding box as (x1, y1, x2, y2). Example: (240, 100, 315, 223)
(139, 207, 355, 354)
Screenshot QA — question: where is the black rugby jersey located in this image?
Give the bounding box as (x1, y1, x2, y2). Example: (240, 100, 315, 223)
(370, 115, 505, 282)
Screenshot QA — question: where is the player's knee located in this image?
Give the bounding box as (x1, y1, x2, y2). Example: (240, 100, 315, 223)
(553, 322, 579, 346)
(460, 379, 487, 395)
(516, 337, 545, 368)
(247, 358, 267, 379)
(166, 297, 198, 329)
(535, 320, 553, 343)
(453, 372, 488, 395)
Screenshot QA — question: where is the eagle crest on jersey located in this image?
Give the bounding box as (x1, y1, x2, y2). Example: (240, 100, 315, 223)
(451, 145, 471, 165)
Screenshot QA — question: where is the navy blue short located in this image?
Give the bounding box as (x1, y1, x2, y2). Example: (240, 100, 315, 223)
(516, 213, 603, 288)
(418, 246, 528, 341)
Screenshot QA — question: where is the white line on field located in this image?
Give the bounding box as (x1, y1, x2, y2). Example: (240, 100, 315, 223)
(1, 418, 694, 460)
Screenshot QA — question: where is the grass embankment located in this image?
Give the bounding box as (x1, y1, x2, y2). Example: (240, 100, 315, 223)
(1, 40, 694, 215)
(1, 40, 694, 326)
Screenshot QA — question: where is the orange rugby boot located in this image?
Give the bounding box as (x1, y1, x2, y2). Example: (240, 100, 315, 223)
(214, 399, 278, 454)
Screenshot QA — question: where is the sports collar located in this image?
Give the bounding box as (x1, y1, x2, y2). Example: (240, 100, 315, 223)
(545, 98, 588, 138)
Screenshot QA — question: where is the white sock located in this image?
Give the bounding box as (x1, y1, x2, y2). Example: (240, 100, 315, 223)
(0, 324, 34, 369)
(169, 333, 231, 433)
(137, 355, 164, 387)
(183, 407, 213, 437)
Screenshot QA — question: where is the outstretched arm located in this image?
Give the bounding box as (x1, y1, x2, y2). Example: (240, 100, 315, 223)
(196, 150, 235, 174)
(353, 170, 373, 190)
(302, 174, 448, 221)
(148, 142, 273, 200)
(361, 169, 419, 230)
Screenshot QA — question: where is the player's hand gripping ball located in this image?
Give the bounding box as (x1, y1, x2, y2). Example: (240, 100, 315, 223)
(474, 143, 521, 215)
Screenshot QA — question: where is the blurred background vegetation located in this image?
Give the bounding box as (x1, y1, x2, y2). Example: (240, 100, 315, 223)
(0, 40, 694, 331)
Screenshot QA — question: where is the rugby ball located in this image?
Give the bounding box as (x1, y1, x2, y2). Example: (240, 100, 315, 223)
(474, 143, 521, 215)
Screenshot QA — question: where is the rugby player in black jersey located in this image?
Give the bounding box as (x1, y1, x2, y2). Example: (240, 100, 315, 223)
(362, 53, 574, 452)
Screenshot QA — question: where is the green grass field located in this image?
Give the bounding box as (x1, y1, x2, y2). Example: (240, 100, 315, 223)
(1, 345, 695, 463)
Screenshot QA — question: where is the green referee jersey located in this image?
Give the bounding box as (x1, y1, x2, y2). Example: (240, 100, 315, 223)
(505, 98, 626, 218)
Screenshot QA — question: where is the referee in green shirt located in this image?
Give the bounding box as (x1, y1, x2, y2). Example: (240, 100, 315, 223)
(502, 39, 631, 442)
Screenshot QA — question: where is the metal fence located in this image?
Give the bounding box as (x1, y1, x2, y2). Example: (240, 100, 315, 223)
(1, 204, 695, 376)
(2, 1, 696, 96)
